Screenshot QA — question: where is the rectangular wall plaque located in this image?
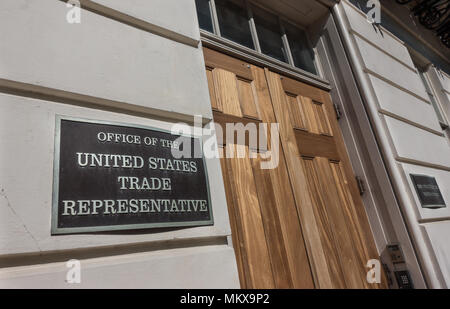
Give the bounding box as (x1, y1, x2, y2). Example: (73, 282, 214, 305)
(410, 174, 446, 209)
(51, 116, 213, 234)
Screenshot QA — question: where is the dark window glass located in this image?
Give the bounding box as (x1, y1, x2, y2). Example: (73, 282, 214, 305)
(215, 0, 254, 49)
(252, 5, 288, 63)
(195, 0, 214, 33)
(285, 23, 316, 74)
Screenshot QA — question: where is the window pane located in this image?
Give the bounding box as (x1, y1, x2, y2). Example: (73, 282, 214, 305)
(285, 23, 317, 74)
(252, 5, 288, 63)
(215, 0, 254, 50)
(195, 0, 214, 33)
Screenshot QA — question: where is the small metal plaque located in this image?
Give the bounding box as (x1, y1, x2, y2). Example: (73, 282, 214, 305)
(386, 244, 405, 264)
(410, 174, 446, 209)
(394, 270, 414, 289)
(52, 116, 213, 234)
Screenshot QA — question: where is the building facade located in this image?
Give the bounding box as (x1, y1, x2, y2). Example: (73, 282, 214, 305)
(0, 0, 449, 289)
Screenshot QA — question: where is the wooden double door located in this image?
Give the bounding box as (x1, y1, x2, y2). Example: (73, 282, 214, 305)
(204, 47, 385, 289)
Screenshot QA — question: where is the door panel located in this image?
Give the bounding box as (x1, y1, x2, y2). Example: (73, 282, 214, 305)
(213, 69, 243, 117)
(250, 65, 315, 289)
(223, 144, 275, 288)
(204, 47, 386, 289)
(264, 69, 335, 288)
(303, 157, 368, 288)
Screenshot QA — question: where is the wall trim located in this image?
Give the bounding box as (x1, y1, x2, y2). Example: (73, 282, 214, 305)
(349, 29, 417, 73)
(379, 109, 445, 137)
(0, 236, 229, 269)
(342, 0, 407, 46)
(418, 217, 450, 224)
(395, 157, 450, 172)
(0, 78, 212, 125)
(60, 0, 200, 48)
(334, 2, 443, 288)
(364, 69, 431, 105)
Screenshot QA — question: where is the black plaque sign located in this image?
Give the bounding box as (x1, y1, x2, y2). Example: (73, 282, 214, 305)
(51, 116, 213, 234)
(410, 174, 446, 209)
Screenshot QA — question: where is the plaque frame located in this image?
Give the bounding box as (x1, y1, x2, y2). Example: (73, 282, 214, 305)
(410, 173, 446, 209)
(51, 115, 214, 234)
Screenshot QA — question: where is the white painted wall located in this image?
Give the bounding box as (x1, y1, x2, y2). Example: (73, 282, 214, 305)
(422, 221, 450, 288)
(0, 245, 238, 289)
(91, 0, 201, 41)
(368, 75, 442, 132)
(0, 0, 239, 288)
(0, 0, 211, 120)
(340, 0, 450, 288)
(383, 115, 450, 168)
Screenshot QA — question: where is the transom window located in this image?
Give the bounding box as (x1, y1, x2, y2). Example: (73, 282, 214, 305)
(194, 0, 318, 75)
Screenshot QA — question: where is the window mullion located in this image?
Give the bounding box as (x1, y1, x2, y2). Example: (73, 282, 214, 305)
(245, 0, 261, 53)
(209, 0, 221, 36)
(279, 19, 295, 67)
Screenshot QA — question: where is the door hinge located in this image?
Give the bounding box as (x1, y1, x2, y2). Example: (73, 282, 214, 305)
(355, 176, 365, 195)
(333, 103, 342, 120)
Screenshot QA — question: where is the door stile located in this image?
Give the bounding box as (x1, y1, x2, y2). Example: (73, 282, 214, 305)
(263, 68, 335, 288)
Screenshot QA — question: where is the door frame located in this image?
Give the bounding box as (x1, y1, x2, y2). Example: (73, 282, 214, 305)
(314, 13, 426, 288)
(199, 6, 420, 288)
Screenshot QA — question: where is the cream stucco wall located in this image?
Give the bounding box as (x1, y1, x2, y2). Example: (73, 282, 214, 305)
(339, 0, 450, 288)
(0, 0, 239, 288)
